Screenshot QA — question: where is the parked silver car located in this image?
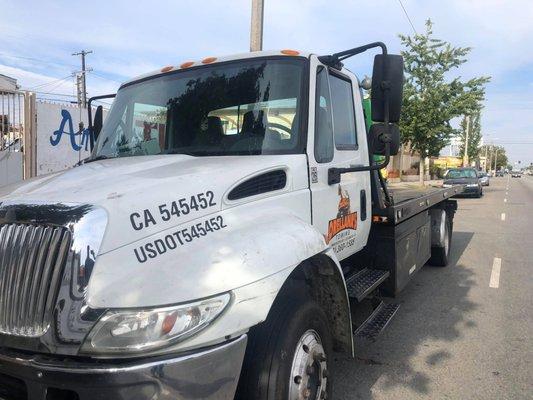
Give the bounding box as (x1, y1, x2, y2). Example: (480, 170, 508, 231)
(478, 171, 490, 186)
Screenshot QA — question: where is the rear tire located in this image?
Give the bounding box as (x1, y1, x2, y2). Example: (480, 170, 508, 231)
(429, 212, 452, 267)
(235, 289, 333, 400)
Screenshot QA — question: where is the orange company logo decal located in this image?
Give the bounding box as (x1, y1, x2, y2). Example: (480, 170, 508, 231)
(324, 186, 358, 244)
(325, 212, 357, 243)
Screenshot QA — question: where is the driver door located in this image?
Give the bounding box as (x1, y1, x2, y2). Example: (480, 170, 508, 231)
(308, 59, 371, 260)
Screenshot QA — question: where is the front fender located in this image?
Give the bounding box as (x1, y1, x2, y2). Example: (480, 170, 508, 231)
(87, 206, 328, 309)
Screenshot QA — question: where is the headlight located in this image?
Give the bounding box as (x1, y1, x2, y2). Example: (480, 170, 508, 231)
(81, 293, 230, 354)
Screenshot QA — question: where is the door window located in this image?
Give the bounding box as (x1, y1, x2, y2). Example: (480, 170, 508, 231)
(314, 67, 334, 163)
(329, 74, 357, 150)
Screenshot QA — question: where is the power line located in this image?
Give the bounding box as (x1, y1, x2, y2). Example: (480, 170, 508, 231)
(34, 98, 78, 104)
(26, 74, 73, 90)
(90, 71, 123, 84)
(0, 52, 78, 69)
(396, 0, 418, 35)
(31, 91, 77, 97)
(0, 50, 126, 89)
(39, 78, 73, 95)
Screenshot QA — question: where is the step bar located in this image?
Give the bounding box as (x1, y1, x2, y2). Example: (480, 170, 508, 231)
(354, 302, 400, 341)
(346, 268, 390, 302)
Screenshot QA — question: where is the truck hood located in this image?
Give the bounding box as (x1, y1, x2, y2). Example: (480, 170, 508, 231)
(0, 154, 308, 254)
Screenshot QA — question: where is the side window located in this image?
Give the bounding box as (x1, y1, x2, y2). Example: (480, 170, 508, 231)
(314, 67, 334, 163)
(329, 73, 357, 150)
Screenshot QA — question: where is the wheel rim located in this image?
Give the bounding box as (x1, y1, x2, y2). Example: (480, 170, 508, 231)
(288, 329, 328, 400)
(443, 221, 450, 255)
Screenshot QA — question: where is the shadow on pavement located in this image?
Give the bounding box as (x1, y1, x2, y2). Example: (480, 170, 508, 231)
(332, 231, 476, 399)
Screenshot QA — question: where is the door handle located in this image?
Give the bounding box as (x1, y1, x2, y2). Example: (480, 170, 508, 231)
(360, 189, 367, 221)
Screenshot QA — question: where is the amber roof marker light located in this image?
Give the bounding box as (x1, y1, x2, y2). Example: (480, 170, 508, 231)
(180, 61, 195, 69)
(281, 49, 300, 56)
(160, 66, 174, 73)
(202, 57, 217, 64)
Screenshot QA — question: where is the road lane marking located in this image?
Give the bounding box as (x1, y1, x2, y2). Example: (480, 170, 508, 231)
(489, 258, 502, 288)
(501, 213, 506, 221)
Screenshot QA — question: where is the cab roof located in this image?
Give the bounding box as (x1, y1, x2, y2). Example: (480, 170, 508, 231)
(122, 50, 313, 87)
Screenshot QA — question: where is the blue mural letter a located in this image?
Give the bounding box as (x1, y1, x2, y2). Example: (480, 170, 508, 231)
(50, 109, 82, 151)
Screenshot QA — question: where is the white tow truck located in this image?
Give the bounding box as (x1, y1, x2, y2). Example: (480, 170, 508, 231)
(0, 43, 463, 400)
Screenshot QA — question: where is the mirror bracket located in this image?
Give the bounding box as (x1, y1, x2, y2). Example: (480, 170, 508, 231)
(328, 143, 391, 185)
(318, 42, 388, 70)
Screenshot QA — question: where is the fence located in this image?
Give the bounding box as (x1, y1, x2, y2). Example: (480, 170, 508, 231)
(0, 90, 26, 187)
(0, 90, 25, 152)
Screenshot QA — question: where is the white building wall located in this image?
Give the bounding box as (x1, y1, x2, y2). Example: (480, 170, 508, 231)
(36, 102, 106, 175)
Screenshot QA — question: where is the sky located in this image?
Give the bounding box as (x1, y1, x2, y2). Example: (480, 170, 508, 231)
(1, 0, 532, 165)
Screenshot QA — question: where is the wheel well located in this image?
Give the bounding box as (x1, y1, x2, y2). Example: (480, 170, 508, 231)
(268, 253, 353, 354)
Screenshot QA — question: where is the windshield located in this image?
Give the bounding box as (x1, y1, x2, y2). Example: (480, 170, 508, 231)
(445, 169, 478, 179)
(94, 58, 306, 158)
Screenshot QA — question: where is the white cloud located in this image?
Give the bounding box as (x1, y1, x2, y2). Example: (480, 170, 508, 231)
(1, 0, 531, 163)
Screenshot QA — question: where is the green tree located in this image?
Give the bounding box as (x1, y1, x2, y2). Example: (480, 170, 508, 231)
(480, 144, 508, 171)
(458, 112, 482, 162)
(399, 20, 490, 183)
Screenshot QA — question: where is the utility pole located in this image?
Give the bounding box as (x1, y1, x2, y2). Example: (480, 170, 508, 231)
(250, 0, 264, 52)
(493, 147, 499, 172)
(488, 145, 493, 173)
(72, 50, 93, 108)
(484, 143, 489, 172)
(463, 115, 470, 167)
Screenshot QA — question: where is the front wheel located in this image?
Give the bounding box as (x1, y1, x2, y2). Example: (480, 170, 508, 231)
(236, 292, 333, 400)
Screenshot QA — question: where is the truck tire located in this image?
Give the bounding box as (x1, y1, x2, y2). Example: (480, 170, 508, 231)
(236, 291, 333, 400)
(429, 213, 452, 267)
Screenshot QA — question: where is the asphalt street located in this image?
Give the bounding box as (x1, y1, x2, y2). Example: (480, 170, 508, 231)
(333, 175, 533, 399)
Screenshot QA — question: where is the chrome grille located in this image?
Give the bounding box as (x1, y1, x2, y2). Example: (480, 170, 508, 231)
(0, 223, 71, 337)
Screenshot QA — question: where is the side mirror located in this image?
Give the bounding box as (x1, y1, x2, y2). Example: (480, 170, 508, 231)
(371, 54, 404, 123)
(93, 105, 103, 140)
(369, 123, 400, 156)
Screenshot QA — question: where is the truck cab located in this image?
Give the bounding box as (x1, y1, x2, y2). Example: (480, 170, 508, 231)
(0, 47, 460, 400)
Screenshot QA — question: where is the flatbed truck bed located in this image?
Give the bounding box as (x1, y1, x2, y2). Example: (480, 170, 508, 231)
(378, 183, 465, 224)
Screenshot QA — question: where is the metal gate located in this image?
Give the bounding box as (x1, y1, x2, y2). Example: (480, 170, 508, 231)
(0, 90, 26, 187)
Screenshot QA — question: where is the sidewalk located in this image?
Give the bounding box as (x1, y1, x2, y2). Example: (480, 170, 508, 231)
(387, 179, 444, 190)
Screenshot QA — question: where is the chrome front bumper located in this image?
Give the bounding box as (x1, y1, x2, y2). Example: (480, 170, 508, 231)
(0, 335, 247, 400)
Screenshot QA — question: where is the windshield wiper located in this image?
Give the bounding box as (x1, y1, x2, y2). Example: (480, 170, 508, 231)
(163, 149, 201, 156)
(84, 154, 111, 164)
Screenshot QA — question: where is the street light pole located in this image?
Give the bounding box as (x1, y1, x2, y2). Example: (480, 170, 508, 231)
(250, 0, 264, 52)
